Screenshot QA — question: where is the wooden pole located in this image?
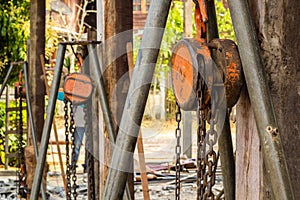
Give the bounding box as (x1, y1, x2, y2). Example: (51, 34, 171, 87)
(103, 1, 172, 198)
(127, 42, 150, 200)
(40, 55, 68, 198)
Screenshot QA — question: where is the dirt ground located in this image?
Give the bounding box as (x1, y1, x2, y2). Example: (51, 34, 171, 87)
(45, 117, 231, 199)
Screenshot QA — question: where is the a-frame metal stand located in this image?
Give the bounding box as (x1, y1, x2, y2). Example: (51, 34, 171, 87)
(29, 41, 121, 200)
(0, 61, 47, 200)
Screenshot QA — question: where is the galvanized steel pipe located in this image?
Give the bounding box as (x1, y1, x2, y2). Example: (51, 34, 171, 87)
(102, 0, 172, 199)
(23, 62, 47, 200)
(30, 44, 66, 200)
(227, 0, 294, 199)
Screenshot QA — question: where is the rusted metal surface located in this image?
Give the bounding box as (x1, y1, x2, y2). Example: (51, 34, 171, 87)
(14, 70, 26, 99)
(194, 0, 207, 40)
(210, 39, 244, 108)
(171, 38, 213, 111)
(63, 73, 93, 105)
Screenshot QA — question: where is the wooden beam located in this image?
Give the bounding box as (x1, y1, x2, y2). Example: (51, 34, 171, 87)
(29, 0, 45, 143)
(100, 0, 133, 199)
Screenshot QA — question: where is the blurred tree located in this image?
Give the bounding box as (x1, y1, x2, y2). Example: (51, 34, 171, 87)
(0, 0, 30, 84)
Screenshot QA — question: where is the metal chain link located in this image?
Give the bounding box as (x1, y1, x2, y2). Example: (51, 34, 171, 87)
(197, 79, 207, 199)
(175, 103, 182, 200)
(64, 99, 72, 200)
(69, 103, 77, 199)
(204, 101, 218, 199)
(18, 84, 26, 198)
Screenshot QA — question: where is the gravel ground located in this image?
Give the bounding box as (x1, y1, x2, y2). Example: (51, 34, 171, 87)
(0, 119, 230, 199)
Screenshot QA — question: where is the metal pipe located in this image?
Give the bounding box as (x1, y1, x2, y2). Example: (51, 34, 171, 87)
(206, 1, 236, 198)
(206, 0, 219, 41)
(23, 62, 47, 200)
(102, 0, 172, 199)
(88, 44, 132, 200)
(0, 64, 14, 96)
(227, 0, 294, 199)
(217, 111, 235, 200)
(30, 44, 66, 200)
(88, 44, 116, 142)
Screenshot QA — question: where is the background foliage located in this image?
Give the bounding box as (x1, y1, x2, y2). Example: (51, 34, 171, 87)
(0, 0, 30, 84)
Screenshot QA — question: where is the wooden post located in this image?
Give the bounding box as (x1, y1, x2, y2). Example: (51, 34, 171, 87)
(100, 0, 133, 199)
(28, 1, 46, 198)
(235, 0, 300, 198)
(29, 0, 45, 143)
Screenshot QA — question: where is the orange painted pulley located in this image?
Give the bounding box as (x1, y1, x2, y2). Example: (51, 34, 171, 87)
(171, 38, 244, 110)
(171, 38, 213, 111)
(63, 73, 93, 105)
(210, 39, 244, 108)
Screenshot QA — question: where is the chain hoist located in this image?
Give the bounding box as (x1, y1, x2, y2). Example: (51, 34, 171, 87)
(63, 71, 94, 199)
(171, 0, 244, 199)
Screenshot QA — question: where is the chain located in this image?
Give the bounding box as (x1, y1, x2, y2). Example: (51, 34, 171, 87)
(64, 99, 72, 200)
(18, 84, 27, 198)
(196, 76, 220, 199)
(70, 103, 77, 199)
(175, 103, 182, 200)
(196, 79, 206, 199)
(204, 101, 218, 199)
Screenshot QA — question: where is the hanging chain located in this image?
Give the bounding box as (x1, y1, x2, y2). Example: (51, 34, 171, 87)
(18, 84, 26, 198)
(64, 100, 79, 199)
(70, 103, 77, 199)
(204, 97, 218, 199)
(196, 78, 206, 199)
(196, 77, 221, 199)
(175, 103, 182, 200)
(64, 99, 72, 200)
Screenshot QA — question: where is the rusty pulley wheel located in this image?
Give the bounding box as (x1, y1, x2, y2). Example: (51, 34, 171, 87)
(63, 73, 93, 105)
(171, 38, 213, 111)
(210, 39, 244, 108)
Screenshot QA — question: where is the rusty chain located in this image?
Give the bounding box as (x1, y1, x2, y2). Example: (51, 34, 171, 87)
(175, 103, 182, 200)
(18, 84, 27, 198)
(69, 103, 77, 200)
(64, 99, 72, 200)
(197, 78, 206, 199)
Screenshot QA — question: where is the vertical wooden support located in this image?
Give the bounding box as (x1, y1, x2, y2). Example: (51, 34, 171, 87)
(103, 1, 172, 198)
(236, 88, 262, 199)
(100, 0, 133, 198)
(29, 0, 45, 143)
(235, 0, 300, 199)
(229, 0, 296, 199)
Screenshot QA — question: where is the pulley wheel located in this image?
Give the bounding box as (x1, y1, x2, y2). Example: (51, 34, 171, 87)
(210, 39, 244, 108)
(171, 38, 213, 111)
(63, 73, 93, 105)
